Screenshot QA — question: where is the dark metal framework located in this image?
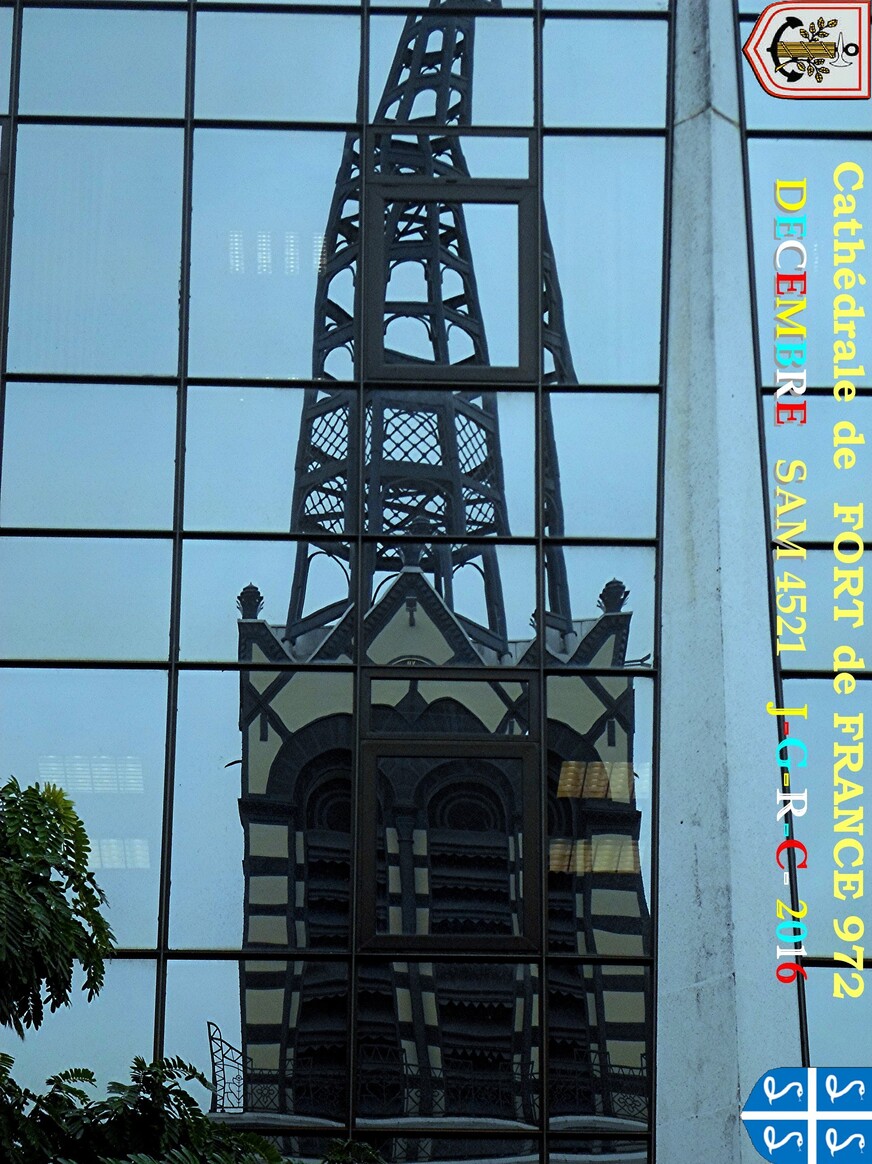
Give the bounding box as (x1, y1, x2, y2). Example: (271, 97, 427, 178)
(0, 2, 677, 1162)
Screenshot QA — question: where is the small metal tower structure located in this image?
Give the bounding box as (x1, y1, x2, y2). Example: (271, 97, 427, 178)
(284, 0, 576, 657)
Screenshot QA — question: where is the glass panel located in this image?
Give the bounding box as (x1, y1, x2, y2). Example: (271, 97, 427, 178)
(544, 0, 666, 8)
(748, 139, 872, 388)
(8, 127, 183, 375)
(781, 679, 868, 958)
(363, 390, 534, 538)
(189, 130, 347, 379)
(20, 9, 186, 116)
(0, 537, 172, 660)
(547, 676, 653, 956)
(364, 542, 536, 667)
(372, 131, 530, 180)
(1, 384, 176, 530)
(766, 396, 872, 542)
(543, 19, 667, 128)
(195, 13, 360, 122)
(547, 963, 651, 1131)
(370, 16, 533, 126)
(548, 394, 658, 538)
(0, 668, 166, 947)
(356, 961, 540, 1128)
(546, 547, 656, 669)
(370, 677, 531, 737)
(171, 669, 353, 950)
(4, 961, 156, 1094)
(371, 751, 525, 937)
(0, 7, 13, 113)
(377, 200, 519, 369)
(775, 550, 857, 671)
(544, 138, 664, 385)
(741, 18, 872, 131)
(165, 959, 349, 1123)
(181, 539, 353, 664)
(806, 968, 872, 1064)
(185, 385, 359, 534)
(549, 1138, 649, 1161)
(359, 1138, 539, 1163)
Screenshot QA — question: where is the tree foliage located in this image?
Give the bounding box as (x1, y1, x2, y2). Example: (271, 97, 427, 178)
(0, 1054, 282, 1164)
(0, 778, 115, 1035)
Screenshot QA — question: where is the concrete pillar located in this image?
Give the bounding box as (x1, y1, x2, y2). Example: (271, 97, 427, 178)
(657, 2, 802, 1159)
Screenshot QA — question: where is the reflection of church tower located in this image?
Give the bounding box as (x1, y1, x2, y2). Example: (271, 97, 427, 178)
(216, 0, 651, 1149)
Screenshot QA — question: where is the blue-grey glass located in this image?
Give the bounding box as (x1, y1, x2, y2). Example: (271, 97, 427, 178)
(1, 384, 176, 530)
(184, 386, 315, 533)
(550, 546, 655, 669)
(370, 677, 531, 736)
(0, 668, 166, 947)
(189, 130, 346, 379)
(166, 960, 350, 1120)
(365, 542, 536, 666)
(355, 962, 540, 1128)
(20, 9, 186, 116)
(547, 963, 651, 1130)
(766, 396, 872, 541)
(0, 961, 156, 1093)
(0, 8, 12, 113)
(8, 127, 183, 375)
(0, 537, 172, 660)
(741, 18, 872, 129)
(369, 16, 533, 126)
(547, 676, 653, 955)
(549, 394, 658, 538)
(458, 135, 529, 178)
(374, 752, 524, 936)
(543, 19, 667, 128)
(195, 13, 360, 122)
(775, 550, 856, 671)
(545, 138, 664, 384)
(180, 539, 352, 662)
(749, 139, 872, 388)
(550, 1140, 649, 1161)
(354, 1140, 538, 1163)
(376, 200, 519, 369)
(545, 0, 666, 8)
(806, 969, 872, 1063)
(170, 669, 353, 949)
(362, 391, 534, 537)
(782, 679, 868, 958)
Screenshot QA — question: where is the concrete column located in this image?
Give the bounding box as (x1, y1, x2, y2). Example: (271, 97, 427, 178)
(657, 2, 802, 1159)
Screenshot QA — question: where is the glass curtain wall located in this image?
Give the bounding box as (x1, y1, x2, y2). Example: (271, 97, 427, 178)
(0, 1, 669, 1161)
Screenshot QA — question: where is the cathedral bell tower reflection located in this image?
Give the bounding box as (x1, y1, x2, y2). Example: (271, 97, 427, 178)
(208, 0, 652, 1150)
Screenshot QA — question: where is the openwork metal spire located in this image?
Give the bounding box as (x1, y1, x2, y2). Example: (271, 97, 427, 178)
(286, 0, 576, 655)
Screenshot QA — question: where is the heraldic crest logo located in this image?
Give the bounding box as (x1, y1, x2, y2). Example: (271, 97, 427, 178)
(743, 1, 871, 98)
(742, 1068, 872, 1161)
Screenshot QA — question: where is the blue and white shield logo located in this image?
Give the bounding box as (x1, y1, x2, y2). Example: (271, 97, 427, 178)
(742, 1068, 872, 1161)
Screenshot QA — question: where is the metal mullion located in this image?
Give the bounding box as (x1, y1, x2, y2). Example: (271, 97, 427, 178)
(4, 372, 179, 385)
(647, 5, 674, 1159)
(732, 0, 809, 1070)
(0, 0, 22, 504)
(542, 125, 666, 139)
(347, 0, 368, 1135)
(15, 113, 185, 128)
(532, 0, 550, 1145)
(152, 0, 195, 1063)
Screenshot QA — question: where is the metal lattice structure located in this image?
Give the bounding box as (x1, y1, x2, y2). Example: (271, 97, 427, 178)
(285, 0, 576, 652)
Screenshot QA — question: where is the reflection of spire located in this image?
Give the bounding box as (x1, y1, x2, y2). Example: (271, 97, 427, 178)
(286, 0, 578, 652)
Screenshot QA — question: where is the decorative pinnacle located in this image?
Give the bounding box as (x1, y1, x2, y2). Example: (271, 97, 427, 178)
(237, 583, 264, 619)
(598, 578, 629, 614)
